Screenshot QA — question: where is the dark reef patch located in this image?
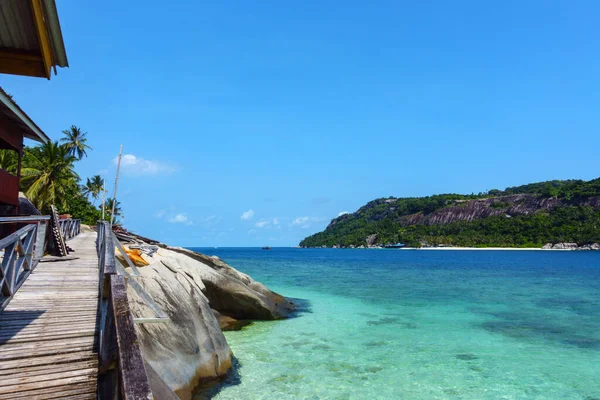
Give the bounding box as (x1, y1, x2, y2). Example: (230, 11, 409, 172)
(364, 340, 388, 348)
(286, 297, 312, 318)
(455, 353, 478, 361)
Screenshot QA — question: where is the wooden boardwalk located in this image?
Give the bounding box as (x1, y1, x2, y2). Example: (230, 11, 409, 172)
(0, 231, 100, 399)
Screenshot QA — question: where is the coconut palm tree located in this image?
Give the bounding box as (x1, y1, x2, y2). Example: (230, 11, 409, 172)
(20, 141, 79, 213)
(82, 175, 104, 205)
(0, 149, 18, 174)
(60, 125, 92, 160)
(104, 198, 123, 224)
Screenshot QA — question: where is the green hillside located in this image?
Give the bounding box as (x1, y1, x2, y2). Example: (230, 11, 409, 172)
(299, 178, 600, 248)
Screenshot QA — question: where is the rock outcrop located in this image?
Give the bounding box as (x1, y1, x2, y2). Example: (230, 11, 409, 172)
(542, 242, 600, 250)
(125, 245, 294, 400)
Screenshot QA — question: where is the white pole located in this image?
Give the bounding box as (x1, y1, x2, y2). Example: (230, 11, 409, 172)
(110, 145, 123, 229)
(101, 179, 106, 220)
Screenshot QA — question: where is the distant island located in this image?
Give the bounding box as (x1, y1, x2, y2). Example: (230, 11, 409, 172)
(300, 178, 600, 249)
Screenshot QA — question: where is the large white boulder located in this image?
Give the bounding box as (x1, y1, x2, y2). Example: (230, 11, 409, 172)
(126, 246, 294, 399)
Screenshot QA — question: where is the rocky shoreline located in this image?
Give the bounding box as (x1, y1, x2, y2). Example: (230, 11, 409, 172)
(300, 242, 600, 250)
(123, 242, 295, 400)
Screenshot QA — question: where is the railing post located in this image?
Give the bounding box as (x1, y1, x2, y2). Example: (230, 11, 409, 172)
(34, 220, 47, 262)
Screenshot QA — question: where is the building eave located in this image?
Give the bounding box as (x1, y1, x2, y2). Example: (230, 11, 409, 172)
(0, 87, 50, 144)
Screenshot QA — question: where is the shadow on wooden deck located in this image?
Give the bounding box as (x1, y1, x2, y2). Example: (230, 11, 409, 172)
(0, 310, 46, 345)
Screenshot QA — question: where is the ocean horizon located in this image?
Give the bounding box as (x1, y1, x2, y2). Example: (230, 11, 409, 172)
(191, 247, 600, 400)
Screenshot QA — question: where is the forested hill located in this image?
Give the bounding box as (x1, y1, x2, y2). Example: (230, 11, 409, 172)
(299, 178, 600, 248)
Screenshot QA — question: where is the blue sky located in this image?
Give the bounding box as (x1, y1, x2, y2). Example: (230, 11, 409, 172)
(1, 1, 599, 246)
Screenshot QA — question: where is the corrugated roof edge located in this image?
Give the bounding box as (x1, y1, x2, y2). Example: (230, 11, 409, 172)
(43, 0, 69, 68)
(0, 87, 50, 144)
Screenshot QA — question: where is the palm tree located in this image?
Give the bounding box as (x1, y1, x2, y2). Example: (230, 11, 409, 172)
(60, 125, 92, 160)
(0, 149, 18, 174)
(82, 175, 104, 205)
(20, 141, 79, 213)
(104, 198, 123, 224)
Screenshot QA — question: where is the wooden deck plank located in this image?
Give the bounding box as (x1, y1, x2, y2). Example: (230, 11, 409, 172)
(0, 232, 101, 398)
(1, 382, 97, 400)
(0, 351, 97, 371)
(0, 359, 98, 380)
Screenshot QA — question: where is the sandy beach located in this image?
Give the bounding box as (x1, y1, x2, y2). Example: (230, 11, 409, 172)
(400, 247, 573, 251)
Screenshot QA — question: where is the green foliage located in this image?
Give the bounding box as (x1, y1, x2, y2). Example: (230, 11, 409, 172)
(57, 185, 102, 225)
(104, 198, 123, 225)
(300, 178, 600, 248)
(0, 149, 18, 173)
(82, 175, 104, 205)
(20, 141, 79, 213)
(489, 201, 509, 209)
(1, 125, 122, 225)
(60, 125, 92, 160)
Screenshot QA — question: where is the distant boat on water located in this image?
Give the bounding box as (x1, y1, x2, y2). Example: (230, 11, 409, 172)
(262, 246, 271, 250)
(383, 243, 405, 249)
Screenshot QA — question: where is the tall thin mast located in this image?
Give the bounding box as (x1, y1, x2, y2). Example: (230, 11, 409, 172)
(110, 145, 123, 229)
(101, 178, 106, 220)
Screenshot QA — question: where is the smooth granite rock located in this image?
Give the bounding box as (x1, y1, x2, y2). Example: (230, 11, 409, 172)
(552, 242, 578, 250)
(126, 246, 294, 400)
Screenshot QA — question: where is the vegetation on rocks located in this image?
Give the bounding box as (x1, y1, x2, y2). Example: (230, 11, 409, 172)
(300, 178, 600, 248)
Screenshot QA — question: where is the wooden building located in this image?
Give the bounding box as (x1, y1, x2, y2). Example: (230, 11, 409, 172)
(0, 87, 50, 214)
(0, 0, 68, 215)
(0, 0, 69, 79)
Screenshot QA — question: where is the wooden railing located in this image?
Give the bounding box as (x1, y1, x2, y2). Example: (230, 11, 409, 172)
(58, 218, 81, 241)
(0, 216, 50, 310)
(0, 224, 36, 310)
(97, 221, 154, 400)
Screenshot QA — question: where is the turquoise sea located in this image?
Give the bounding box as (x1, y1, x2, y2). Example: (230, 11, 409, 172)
(190, 248, 600, 400)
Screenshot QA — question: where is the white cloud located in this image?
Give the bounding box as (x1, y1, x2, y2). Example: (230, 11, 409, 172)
(168, 213, 192, 225)
(255, 218, 281, 229)
(240, 209, 255, 220)
(291, 216, 326, 229)
(291, 216, 310, 226)
(201, 215, 222, 227)
(115, 153, 175, 175)
(155, 210, 166, 218)
(255, 220, 270, 228)
(338, 211, 350, 217)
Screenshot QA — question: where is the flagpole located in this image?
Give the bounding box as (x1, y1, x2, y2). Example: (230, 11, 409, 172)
(110, 145, 123, 229)
(101, 178, 106, 220)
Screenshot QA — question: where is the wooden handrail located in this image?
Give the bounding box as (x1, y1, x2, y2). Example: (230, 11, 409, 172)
(97, 221, 153, 400)
(0, 213, 71, 310)
(58, 218, 81, 241)
(0, 224, 38, 310)
(0, 216, 51, 223)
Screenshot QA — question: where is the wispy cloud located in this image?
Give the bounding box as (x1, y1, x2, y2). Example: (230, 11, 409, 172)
(115, 154, 175, 175)
(255, 218, 280, 229)
(338, 211, 350, 216)
(240, 209, 255, 220)
(200, 215, 222, 227)
(168, 213, 192, 225)
(291, 216, 326, 229)
(291, 216, 310, 226)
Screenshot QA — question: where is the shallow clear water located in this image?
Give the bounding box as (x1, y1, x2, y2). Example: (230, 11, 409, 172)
(190, 248, 600, 400)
